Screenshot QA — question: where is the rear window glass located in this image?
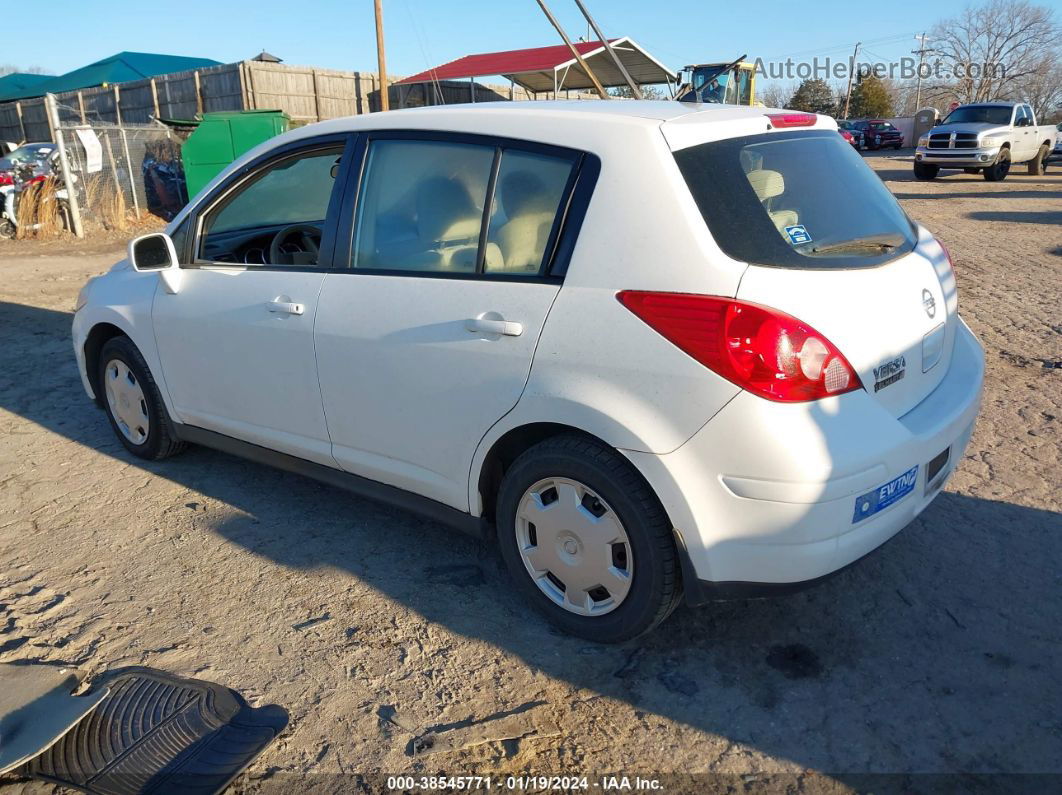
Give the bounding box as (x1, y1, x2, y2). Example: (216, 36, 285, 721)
(673, 130, 916, 268)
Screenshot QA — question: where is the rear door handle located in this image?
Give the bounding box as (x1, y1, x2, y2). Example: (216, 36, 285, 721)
(268, 299, 305, 315)
(466, 316, 523, 337)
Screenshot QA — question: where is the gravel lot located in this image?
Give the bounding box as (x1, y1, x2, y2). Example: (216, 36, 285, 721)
(1, 153, 1060, 793)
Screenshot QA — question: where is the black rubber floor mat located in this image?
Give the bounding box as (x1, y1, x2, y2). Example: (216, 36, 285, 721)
(24, 666, 288, 794)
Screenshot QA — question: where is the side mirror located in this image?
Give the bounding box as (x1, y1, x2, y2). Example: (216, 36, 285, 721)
(128, 232, 182, 294)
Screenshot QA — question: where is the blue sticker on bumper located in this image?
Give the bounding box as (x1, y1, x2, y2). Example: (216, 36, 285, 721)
(852, 465, 919, 523)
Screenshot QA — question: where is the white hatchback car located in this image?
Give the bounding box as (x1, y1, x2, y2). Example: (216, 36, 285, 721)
(74, 102, 984, 642)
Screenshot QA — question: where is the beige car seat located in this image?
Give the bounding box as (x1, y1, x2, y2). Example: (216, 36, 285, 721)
(494, 172, 558, 272)
(746, 169, 798, 233)
(400, 176, 485, 272)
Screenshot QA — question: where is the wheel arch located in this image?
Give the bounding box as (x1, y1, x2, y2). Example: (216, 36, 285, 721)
(476, 422, 602, 526)
(83, 321, 129, 407)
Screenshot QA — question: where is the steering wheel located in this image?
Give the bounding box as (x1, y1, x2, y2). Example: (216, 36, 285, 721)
(269, 224, 321, 266)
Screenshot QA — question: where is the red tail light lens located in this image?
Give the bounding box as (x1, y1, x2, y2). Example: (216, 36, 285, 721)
(938, 239, 955, 272)
(766, 112, 817, 128)
(0, 173, 12, 186)
(617, 292, 862, 402)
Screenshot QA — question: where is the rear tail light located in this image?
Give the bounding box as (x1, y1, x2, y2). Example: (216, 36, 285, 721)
(766, 112, 817, 128)
(617, 292, 862, 402)
(938, 239, 955, 272)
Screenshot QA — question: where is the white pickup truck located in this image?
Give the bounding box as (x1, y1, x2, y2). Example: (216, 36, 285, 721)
(913, 101, 1055, 181)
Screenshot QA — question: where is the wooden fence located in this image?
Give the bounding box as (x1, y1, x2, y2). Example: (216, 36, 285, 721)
(0, 60, 593, 143)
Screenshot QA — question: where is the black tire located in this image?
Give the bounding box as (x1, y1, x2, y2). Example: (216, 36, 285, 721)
(0, 218, 14, 239)
(983, 148, 1010, 181)
(496, 434, 682, 643)
(1027, 144, 1049, 176)
(97, 336, 186, 460)
(913, 162, 939, 181)
(893, 143, 902, 150)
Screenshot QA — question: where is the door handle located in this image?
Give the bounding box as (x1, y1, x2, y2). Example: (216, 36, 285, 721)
(268, 299, 305, 316)
(466, 316, 523, 337)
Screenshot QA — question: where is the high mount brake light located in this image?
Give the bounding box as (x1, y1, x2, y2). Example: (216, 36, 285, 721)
(766, 113, 817, 128)
(617, 292, 862, 403)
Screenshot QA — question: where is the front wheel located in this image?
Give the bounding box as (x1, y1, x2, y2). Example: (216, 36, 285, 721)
(496, 435, 681, 643)
(0, 217, 14, 239)
(914, 162, 939, 180)
(983, 148, 1011, 181)
(1027, 144, 1049, 176)
(98, 336, 186, 460)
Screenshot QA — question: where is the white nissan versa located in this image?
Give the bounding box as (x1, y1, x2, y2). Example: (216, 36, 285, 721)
(73, 102, 983, 642)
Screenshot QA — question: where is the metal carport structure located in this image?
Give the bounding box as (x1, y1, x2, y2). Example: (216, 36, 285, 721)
(395, 37, 676, 97)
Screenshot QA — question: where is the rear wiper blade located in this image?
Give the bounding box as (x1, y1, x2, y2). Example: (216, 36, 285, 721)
(811, 241, 896, 254)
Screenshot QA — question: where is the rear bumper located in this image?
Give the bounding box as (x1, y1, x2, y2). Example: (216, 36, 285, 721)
(915, 146, 1000, 167)
(626, 319, 984, 596)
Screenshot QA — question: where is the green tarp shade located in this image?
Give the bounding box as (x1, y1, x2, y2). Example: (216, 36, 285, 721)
(0, 73, 55, 103)
(0, 52, 221, 101)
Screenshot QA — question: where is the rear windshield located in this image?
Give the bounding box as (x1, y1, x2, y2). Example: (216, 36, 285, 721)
(673, 130, 916, 268)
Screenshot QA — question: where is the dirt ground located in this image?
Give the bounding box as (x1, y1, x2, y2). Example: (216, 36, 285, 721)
(1, 153, 1060, 793)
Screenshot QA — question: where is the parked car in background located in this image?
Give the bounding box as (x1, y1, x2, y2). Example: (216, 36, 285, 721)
(837, 120, 864, 149)
(839, 128, 859, 148)
(852, 120, 903, 150)
(914, 102, 1055, 181)
(73, 102, 983, 642)
(0, 142, 58, 183)
(1049, 122, 1062, 163)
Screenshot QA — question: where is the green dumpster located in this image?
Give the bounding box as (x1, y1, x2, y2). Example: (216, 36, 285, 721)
(182, 110, 290, 199)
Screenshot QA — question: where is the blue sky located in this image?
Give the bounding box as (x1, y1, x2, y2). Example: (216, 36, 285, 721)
(14, 0, 984, 88)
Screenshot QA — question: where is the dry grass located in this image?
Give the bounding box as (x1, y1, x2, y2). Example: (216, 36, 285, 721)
(14, 178, 64, 240)
(81, 174, 131, 232)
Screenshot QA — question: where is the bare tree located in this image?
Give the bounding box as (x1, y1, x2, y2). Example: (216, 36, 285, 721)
(758, 81, 796, 109)
(925, 0, 1058, 104)
(1011, 50, 1062, 120)
(0, 64, 48, 76)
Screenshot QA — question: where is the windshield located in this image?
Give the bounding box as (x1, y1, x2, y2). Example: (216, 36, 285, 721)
(673, 130, 916, 269)
(869, 122, 895, 130)
(5, 144, 54, 164)
(942, 105, 1012, 125)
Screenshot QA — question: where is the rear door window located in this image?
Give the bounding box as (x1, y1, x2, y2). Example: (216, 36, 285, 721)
(673, 130, 916, 268)
(351, 138, 577, 276)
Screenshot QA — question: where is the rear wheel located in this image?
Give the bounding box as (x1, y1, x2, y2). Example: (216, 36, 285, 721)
(983, 148, 1011, 181)
(1027, 144, 1049, 176)
(914, 162, 939, 181)
(98, 336, 186, 460)
(0, 218, 14, 239)
(496, 434, 681, 643)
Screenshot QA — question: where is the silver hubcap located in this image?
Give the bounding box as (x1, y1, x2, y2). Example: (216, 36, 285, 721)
(104, 358, 149, 445)
(515, 477, 633, 616)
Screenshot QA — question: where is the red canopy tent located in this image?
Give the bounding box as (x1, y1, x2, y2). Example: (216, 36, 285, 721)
(396, 37, 676, 96)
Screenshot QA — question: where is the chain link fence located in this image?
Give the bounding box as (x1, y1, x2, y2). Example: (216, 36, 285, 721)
(44, 97, 190, 236)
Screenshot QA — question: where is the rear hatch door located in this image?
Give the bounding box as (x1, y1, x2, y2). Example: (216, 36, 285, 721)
(669, 125, 957, 417)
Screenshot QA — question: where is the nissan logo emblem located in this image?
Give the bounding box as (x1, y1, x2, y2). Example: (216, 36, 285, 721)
(922, 289, 937, 319)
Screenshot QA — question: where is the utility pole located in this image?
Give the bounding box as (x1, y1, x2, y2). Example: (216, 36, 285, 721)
(572, 0, 643, 99)
(843, 41, 861, 119)
(534, 0, 609, 99)
(374, 0, 389, 111)
(912, 32, 930, 111)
